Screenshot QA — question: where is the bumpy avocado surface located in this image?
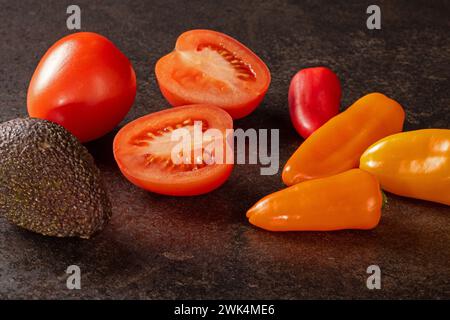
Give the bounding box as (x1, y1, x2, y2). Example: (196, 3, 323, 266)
(0, 118, 112, 238)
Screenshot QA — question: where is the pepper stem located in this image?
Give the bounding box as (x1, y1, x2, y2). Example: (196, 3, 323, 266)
(381, 190, 388, 209)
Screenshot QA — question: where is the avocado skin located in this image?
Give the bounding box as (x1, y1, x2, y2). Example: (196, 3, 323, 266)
(0, 118, 112, 238)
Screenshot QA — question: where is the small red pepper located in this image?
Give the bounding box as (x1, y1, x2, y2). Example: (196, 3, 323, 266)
(288, 67, 341, 139)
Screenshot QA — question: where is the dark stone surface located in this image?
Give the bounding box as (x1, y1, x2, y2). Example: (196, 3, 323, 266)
(0, 0, 449, 299)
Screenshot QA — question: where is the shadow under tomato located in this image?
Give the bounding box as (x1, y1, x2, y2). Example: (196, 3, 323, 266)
(84, 128, 119, 168)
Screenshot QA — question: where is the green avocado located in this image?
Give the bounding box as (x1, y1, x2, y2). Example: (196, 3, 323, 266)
(0, 118, 112, 238)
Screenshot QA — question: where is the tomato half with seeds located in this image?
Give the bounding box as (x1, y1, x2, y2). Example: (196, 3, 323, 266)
(155, 30, 271, 119)
(113, 105, 234, 196)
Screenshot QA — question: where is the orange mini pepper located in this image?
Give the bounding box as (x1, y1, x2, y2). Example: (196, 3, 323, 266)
(247, 169, 382, 231)
(360, 129, 450, 206)
(282, 93, 405, 186)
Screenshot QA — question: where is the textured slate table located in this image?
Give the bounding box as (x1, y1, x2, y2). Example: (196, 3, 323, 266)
(0, 0, 449, 299)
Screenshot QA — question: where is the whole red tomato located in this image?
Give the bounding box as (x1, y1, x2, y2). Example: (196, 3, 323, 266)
(27, 32, 136, 142)
(288, 67, 341, 139)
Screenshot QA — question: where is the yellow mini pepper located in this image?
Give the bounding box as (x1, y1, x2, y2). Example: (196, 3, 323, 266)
(360, 129, 450, 206)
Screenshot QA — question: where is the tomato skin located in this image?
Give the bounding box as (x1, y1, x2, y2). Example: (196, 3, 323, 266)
(155, 29, 271, 119)
(118, 161, 234, 197)
(288, 67, 341, 139)
(113, 104, 234, 196)
(27, 32, 136, 142)
(156, 77, 267, 119)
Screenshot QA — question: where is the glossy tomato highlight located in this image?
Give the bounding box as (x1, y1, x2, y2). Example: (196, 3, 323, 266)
(27, 32, 136, 142)
(155, 30, 271, 119)
(113, 105, 234, 196)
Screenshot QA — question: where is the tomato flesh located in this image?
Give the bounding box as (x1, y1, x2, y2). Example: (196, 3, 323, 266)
(113, 105, 234, 196)
(155, 30, 271, 119)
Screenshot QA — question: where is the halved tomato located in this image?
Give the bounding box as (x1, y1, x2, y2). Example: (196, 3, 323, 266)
(113, 105, 234, 196)
(155, 30, 271, 119)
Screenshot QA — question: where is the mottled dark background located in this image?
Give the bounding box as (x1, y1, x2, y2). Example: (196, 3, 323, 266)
(0, 0, 449, 299)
